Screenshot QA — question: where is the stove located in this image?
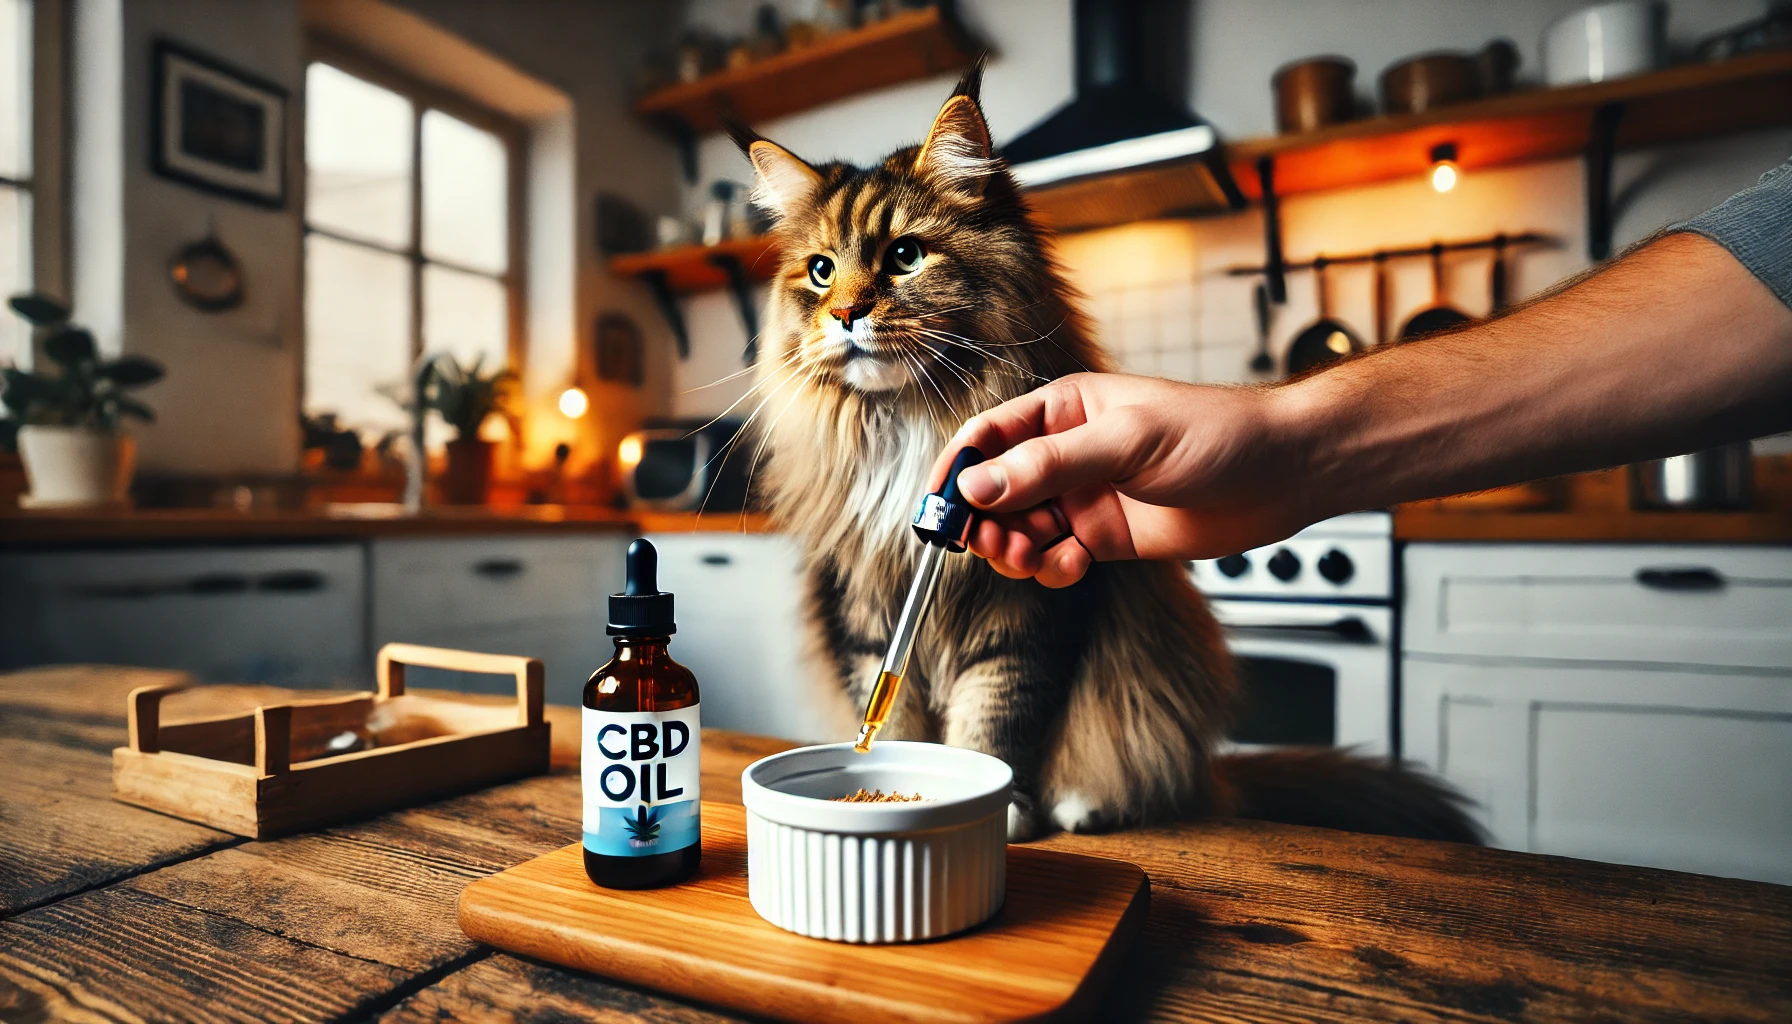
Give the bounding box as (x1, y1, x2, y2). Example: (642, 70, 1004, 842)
(1190, 512, 1397, 756)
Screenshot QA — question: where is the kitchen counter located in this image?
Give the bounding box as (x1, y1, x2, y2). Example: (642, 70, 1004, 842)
(0, 505, 775, 546)
(4, 666, 1789, 1022)
(1395, 459, 1792, 543)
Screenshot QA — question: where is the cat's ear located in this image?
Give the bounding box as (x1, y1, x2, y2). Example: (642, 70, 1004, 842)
(916, 57, 994, 195)
(733, 123, 822, 223)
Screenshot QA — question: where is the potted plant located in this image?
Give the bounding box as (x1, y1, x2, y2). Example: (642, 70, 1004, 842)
(424, 354, 518, 505)
(3, 293, 165, 508)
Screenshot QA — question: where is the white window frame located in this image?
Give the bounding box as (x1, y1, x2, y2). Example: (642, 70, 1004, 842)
(299, 39, 526, 420)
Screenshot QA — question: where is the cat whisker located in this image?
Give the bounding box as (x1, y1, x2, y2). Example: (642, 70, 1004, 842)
(911, 327, 1051, 382)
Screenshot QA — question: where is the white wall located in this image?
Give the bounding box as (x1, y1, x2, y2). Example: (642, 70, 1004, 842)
(73, 0, 307, 476)
(668, 0, 1792, 430)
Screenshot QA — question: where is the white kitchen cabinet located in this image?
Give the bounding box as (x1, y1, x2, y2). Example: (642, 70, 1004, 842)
(1401, 542, 1792, 885)
(370, 535, 627, 706)
(1404, 543, 1792, 668)
(1403, 658, 1792, 884)
(647, 533, 842, 743)
(0, 545, 367, 686)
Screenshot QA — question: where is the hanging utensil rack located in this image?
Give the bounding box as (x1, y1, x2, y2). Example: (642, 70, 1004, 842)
(1224, 231, 1558, 277)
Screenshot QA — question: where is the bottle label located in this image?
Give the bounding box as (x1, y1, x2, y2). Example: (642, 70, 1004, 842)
(581, 704, 701, 857)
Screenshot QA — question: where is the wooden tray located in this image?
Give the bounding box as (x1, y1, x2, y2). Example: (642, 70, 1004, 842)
(112, 643, 549, 838)
(458, 802, 1149, 1024)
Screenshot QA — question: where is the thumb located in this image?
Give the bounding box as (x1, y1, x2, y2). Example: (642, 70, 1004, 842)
(955, 408, 1145, 513)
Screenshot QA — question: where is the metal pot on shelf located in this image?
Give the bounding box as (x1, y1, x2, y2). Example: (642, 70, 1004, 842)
(1629, 443, 1752, 510)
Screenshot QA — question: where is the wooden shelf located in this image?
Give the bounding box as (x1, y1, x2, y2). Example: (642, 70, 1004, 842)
(608, 236, 780, 294)
(1394, 461, 1792, 544)
(1227, 48, 1792, 202)
(1026, 49, 1792, 233)
(636, 6, 975, 136)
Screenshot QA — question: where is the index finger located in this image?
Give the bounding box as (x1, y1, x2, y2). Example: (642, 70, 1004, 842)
(926, 379, 1088, 492)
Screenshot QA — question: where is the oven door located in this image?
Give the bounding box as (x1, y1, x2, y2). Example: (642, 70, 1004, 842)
(1210, 600, 1393, 756)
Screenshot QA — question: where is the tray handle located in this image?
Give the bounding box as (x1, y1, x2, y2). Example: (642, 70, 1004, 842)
(127, 682, 192, 754)
(376, 642, 545, 729)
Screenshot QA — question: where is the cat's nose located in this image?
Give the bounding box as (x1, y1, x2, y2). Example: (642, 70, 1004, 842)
(829, 302, 873, 329)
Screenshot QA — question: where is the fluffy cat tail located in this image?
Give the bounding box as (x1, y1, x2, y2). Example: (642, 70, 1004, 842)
(1213, 748, 1486, 845)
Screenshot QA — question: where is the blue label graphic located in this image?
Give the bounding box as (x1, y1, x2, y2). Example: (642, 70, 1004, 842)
(583, 798, 699, 857)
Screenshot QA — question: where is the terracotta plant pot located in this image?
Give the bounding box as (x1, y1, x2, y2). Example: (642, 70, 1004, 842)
(443, 437, 495, 506)
(16, 425, 137, 508)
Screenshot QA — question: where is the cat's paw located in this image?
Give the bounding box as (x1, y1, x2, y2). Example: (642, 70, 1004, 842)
(1050, 792, 1110, 834)
(1006, 799, 1043, 842)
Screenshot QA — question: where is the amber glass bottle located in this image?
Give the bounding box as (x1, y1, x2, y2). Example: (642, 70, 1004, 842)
(582, 539, 702, 889)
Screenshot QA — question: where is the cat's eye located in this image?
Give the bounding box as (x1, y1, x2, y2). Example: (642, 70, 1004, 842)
(807, 254, 835, 288)
(883, 237, 925, 275)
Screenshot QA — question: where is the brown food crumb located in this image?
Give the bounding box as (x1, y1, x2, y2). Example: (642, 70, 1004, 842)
(831, 788, 924, 803)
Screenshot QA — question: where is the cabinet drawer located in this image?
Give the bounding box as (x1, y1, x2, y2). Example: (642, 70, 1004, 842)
(0, 544, 366, 686)
(371, 536, 625, 633)
(1403, 544, 1792, 668)
(371, 536, 626, 705)
(647, 533, 842, 743)
(1402, 658, 1792, 884)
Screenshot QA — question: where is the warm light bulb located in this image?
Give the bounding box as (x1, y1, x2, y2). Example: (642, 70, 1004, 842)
(558, 387, 589, 419)
(1325, 330, 1352, 355)
(618, 435, 643, 468)
(1431, 161, 1458, 193)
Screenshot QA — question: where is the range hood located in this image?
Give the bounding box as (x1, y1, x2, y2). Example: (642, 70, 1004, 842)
(1003, 0, 1220, 190)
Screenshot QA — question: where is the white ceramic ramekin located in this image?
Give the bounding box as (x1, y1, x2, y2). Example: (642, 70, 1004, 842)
(740, 741, 1011, 944)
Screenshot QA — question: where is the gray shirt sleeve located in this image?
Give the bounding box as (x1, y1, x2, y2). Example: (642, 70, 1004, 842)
(1669, 158, 1792, 310)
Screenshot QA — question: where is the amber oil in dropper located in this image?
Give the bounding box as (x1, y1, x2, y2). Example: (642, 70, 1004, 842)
(854, 448, 982, 752)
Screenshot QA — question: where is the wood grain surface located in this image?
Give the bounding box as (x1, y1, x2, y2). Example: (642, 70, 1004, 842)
(458, 803, 1150, 1024)
(3, 666, 1790, 1024)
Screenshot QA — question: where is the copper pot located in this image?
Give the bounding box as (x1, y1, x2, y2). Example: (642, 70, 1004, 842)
(1273, 56, 1356, 134)
(1380, 52, 1479, 115)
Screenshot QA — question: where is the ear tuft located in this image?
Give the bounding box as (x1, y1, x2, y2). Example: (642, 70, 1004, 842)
(952, 54, 988, 102)
(720, 114, 764, 156)
(745, 139, 823, 223)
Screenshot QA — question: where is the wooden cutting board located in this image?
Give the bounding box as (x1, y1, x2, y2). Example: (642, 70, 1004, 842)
(458, 801, 1149, 1024)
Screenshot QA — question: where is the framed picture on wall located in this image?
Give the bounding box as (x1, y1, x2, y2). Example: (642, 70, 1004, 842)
(596, 313, 644, 388)
(151, 40, 287, 208)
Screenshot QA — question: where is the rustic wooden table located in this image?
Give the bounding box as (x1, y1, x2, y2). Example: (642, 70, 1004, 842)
(3, 667, 1790, 1023)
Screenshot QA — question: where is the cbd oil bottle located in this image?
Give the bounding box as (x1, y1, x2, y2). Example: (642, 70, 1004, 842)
(582, 539, 701, 889)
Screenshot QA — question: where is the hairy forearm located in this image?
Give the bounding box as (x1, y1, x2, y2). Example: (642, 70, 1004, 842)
(1275, 232, 1792, 518)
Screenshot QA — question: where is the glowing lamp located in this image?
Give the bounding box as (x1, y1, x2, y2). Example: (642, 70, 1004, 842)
(558, 386, 589, 419)
(618, 435, 643, 468)
(1430, 142, 1459, 193)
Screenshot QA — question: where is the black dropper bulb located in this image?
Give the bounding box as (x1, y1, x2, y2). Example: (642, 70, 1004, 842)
(911, 446, 985, 550)
(609, 538, 676, 635)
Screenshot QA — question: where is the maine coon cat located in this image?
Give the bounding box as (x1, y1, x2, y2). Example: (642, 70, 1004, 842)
(733, 64, 1478, 843)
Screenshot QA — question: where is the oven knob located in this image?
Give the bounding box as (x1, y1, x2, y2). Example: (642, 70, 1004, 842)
(1267, 548, 1301, 581)
(1318, 548, 1355, 584)
(1215, 554, 1250, 578)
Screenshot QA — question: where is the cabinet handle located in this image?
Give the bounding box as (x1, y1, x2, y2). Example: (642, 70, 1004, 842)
(257, 569, 327, 593)
(473, 558, 527, 578)
(187, 573, 251, 595)
(700, 553, 733, 567)
(1635, 566, 1725, 591)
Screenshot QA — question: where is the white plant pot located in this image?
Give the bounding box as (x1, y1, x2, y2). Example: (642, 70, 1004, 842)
(740, 741, 1011, 944)
(17, 426, 136, 508)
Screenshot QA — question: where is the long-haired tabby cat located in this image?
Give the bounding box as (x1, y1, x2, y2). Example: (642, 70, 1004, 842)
(732, 63, 1478, 844)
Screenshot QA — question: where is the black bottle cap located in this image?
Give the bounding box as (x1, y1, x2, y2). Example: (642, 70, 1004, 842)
(608, 538, 676, 636)
(911, 446, 984, 551)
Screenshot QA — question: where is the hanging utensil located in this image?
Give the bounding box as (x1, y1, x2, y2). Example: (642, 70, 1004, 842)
(1285, 257, 1364, 376)
(1249, 282, 1275, 374)
(1489, 232, 1510, 314)
(1400, 243, 1473, 340)
(1372, 251, 1390, 346)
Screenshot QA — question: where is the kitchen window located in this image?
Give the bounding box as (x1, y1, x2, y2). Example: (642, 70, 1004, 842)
(302, 54, 521, 439)
(0, 0, 32, 369)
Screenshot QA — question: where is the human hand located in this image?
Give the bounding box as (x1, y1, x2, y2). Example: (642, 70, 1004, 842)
(929, 373, 1324, 587)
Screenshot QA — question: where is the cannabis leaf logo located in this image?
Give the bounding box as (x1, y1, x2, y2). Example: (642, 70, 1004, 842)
(623, 804, 662, 845)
